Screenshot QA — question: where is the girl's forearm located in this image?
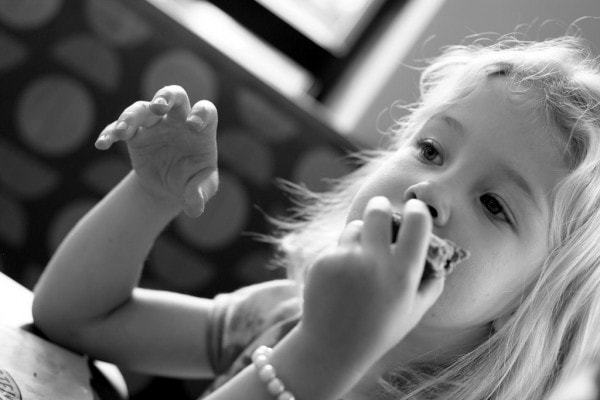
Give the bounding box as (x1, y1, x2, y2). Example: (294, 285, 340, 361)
(33, 171, 182, 328)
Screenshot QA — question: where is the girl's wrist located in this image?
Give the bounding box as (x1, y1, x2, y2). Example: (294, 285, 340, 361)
(265, 325, 374, 400)
(125, 171, 184, 219)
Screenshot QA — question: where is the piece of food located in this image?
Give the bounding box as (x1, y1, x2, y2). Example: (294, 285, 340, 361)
(391, 213, 470, 280)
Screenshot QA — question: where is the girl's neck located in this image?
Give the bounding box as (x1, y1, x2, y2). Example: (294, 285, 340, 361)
(348, 323, 491, 398)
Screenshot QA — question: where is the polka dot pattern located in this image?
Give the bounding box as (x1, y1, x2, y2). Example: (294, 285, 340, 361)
(218, 128, 274, 185)
(0, 1, 356, 398)
(236, 88, 299, 142)
(142, 50, 219, 103)
(0, 192, 27, 247)
(148, 237, 216, 292)
(0, 0, 62, 29)
(0, 138, 59, 198)
(17, 76, 94, 156)
(0, 31, 27, 72)
(85, 0, 151, 47)
(53, 34, 121, 90)
(83, 157, 130, 193)
(175, 172, 250, 250)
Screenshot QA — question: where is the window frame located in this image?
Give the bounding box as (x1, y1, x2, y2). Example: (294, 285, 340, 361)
(205, 0, 404, 99)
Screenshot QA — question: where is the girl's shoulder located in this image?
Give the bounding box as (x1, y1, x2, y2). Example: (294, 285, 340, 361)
(214, 279, 301, 337)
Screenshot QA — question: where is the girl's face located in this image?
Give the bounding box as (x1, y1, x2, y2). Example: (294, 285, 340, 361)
(347, 78, 569, 336)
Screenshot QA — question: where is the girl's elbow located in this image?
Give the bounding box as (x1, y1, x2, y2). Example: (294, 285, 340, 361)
(32, 292, 82, 350)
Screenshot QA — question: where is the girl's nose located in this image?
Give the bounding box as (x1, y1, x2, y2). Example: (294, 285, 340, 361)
(405, 191, 439, 218)
(403, 181, 447, 225)
(426, 204, 438, 218)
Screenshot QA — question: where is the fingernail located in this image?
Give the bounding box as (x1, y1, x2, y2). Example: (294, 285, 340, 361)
(152, 97, 168, 106)
(95, 135, 109, 149)
(369, 196, 390, 207)
(404, 199, 431, 220)
(405, 198, 426, 209)
(187, 115, 205, 129)
(115, 121, 128, 131)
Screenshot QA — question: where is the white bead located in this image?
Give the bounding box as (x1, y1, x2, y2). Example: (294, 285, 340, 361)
(252, 345, 295, 400)
(267, 378, 285, 395)
(278, 391, 295, 400)
(252, 346, 269, 361)
(253, 354, 269, 369)
(259, 364, 276, 382)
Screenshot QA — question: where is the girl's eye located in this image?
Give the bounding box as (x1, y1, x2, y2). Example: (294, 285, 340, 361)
(417, 139, 443, 164)
(480, 194, 512, 225)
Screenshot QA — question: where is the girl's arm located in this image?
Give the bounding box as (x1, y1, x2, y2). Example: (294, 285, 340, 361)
(33, 86, 219, 378)
(33, 84, 443, 397)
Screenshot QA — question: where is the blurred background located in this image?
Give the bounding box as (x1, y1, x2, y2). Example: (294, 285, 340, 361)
(0, 0, 599, 398)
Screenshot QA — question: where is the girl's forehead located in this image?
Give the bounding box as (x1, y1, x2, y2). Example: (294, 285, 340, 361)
(462, 76, 541, 114)
(444, 78, 567, 150)
(424, 79, 570, 185)
(427, 79, 536, 132)
(416, 76, 541, 131)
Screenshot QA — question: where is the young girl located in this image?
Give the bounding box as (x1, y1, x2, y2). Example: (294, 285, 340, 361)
(32, 33, 600, 400)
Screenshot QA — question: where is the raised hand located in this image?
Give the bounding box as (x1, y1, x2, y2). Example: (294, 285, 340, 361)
(95, 85, 218, 217)
(299, 197, 444, 367)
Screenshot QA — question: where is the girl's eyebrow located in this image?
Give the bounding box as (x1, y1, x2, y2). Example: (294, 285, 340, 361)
(432, 114, 466, 141)
(440, 114, 465, 135)
(498, 162, 541, 214)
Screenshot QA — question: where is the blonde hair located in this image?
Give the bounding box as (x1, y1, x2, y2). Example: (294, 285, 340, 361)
(269, 34, 600, 399)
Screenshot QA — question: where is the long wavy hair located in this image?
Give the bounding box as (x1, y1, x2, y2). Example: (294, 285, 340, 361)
(268, 34, 600, 399)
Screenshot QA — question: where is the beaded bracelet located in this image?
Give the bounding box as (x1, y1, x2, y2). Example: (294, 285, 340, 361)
(252, 345, 296, 400)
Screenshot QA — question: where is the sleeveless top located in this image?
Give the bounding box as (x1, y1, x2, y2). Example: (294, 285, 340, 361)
(201, 279, 302, 397)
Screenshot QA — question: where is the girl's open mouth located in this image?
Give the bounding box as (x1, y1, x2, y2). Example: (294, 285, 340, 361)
(389, 212, 470, 280)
